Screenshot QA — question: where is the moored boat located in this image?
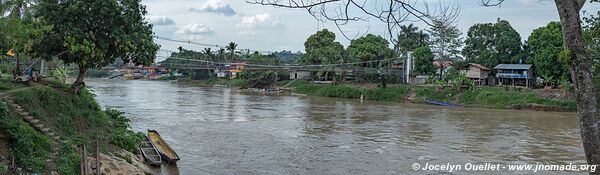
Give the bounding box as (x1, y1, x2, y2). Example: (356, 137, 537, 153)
(148, 130, 180, 163)
(140, 135, 162, 166)
(424, 99, 464, 108)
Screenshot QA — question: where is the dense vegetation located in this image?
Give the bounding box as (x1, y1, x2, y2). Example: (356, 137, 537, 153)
(415, 86, 576, 111)
(0, 79, 143, 174)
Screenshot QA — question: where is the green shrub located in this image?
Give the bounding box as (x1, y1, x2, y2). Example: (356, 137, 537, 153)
(0, 162, 8, 174)
(314, 85, 362, 98)
(364, 86, 410, 101)
(111, 128, 144, 153)
(105, 108, 144, 153)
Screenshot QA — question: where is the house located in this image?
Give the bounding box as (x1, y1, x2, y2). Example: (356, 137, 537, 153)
(493, 64, 534, 87)
(459, 63, 490, 86)
(228, 62, 246, 79)
(215, 62, 246, 78)
(289, 69, 312, 80)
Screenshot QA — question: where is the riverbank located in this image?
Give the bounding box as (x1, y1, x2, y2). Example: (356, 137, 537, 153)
(0, 78, 149, 174)
(183, 79, 577, 112)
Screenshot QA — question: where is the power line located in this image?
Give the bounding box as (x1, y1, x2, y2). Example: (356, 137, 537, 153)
(154, 36, 274, 54)
(156, 54, 399, 69)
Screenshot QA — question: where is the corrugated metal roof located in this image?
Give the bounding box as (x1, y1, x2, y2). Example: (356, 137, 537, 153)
(493, 64, 532, 70)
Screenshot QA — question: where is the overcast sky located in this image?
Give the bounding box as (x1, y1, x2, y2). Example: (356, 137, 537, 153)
(142, 0, 600, 61)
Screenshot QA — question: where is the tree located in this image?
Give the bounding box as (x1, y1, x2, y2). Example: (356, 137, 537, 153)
(217, 48, 226, 61)
(347, 34, 394, 68)
(429, 20, 463, 60)
(462, 19, 523, 69)
(203, 48, 213, 60)
(302, 29, 345, 65)
(412, 46, 435, 76)
(395, 24, 429, 54)
(527, 21, 566, 86)
(303, 29, 346, 83)
(225, 42, 237, 62)
(34, 0, 159, 93)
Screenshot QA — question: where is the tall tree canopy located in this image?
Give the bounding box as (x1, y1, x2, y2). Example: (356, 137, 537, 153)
(412, 46, 435, 76)
(527, 21, 566, 85)
(347, 34, 394, 68)
(302, 29, 346, 65)
(429, 21, 463, 60)
(462, 19, 523, 69)
(33, 0, 159, 93)
(395, 24, 429, 54)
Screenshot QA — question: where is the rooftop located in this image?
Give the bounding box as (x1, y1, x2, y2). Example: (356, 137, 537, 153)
(494, 64, 532, 70)
(462, 63, 490, 71)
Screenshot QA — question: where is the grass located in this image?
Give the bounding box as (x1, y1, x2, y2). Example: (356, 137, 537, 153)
(0, 76, 26, 92)
(292, 82, 411, 102)
(55, 143, 81, 175)
(0, 83, 144, 173)
(0, 102, 52, 173)
(193, 78, 250, 87)
(415, 86, 577, 111)
(0, 162, 7, 174)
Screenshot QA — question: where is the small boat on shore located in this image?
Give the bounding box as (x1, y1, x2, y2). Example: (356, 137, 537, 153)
(140, 135, 162, 166)
(148, 130, 180, 163)
(425, 99, 464, 108)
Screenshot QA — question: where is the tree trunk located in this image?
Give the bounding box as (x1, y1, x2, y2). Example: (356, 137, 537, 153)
(555, 0, 600, 171)
(71, 65, 87, 94)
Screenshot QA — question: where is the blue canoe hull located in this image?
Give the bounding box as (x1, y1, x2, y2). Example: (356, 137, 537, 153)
(424, 99, 464, 107)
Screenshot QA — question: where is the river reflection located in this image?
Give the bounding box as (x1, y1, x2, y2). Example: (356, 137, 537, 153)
(87, 79, 585, 175)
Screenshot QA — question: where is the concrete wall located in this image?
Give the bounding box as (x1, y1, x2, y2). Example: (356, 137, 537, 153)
(290, 71, 311, 80)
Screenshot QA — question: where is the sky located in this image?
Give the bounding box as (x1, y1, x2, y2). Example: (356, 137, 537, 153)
(142, 0, 600, 62)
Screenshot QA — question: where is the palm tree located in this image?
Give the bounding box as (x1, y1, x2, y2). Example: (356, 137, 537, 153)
(225, 42, 237, 62)
(395, 24, 429, 53)
(217, 48, 226, 62)
(203, 48, 213, 60)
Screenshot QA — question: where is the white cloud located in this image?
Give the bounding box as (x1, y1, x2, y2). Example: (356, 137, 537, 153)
(239, 12, 283, 29)
(147, 16, 175, 26)
(176, 23, 215, 35)
(188, 0, 236, 16)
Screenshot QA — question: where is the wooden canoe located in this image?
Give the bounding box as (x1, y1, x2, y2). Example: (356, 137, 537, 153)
(148, 130, 180, 163)
(140, 135, 162, 166)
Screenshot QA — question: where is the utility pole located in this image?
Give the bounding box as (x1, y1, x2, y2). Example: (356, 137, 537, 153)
(40, 59, 45, 76)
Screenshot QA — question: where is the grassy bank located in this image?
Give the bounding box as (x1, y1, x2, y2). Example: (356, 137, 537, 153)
(188, 78, 250, 87)
(414, 86, 577, 111)
(178, 78, 575, 111)
(0, 80, 143, 174)
(291, 81, 411, 102)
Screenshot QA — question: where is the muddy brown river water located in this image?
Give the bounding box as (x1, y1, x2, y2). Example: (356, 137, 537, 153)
(87, 79, 586, 175)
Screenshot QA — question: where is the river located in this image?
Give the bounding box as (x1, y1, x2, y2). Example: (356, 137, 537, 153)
(87, 79, 586, 175)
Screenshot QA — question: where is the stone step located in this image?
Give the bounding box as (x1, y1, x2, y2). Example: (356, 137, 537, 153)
(7, 99, 14, 103)
(47, 132, 55, 137)
(30, 119, 40, 124)
(41, 128, 51, 133)
(10, 104, 19, 108)
(53, 136, 61, 141)
(24, 116, 34, 120)
(34, 123, 45, 129)
(18, 112, 29, 116)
